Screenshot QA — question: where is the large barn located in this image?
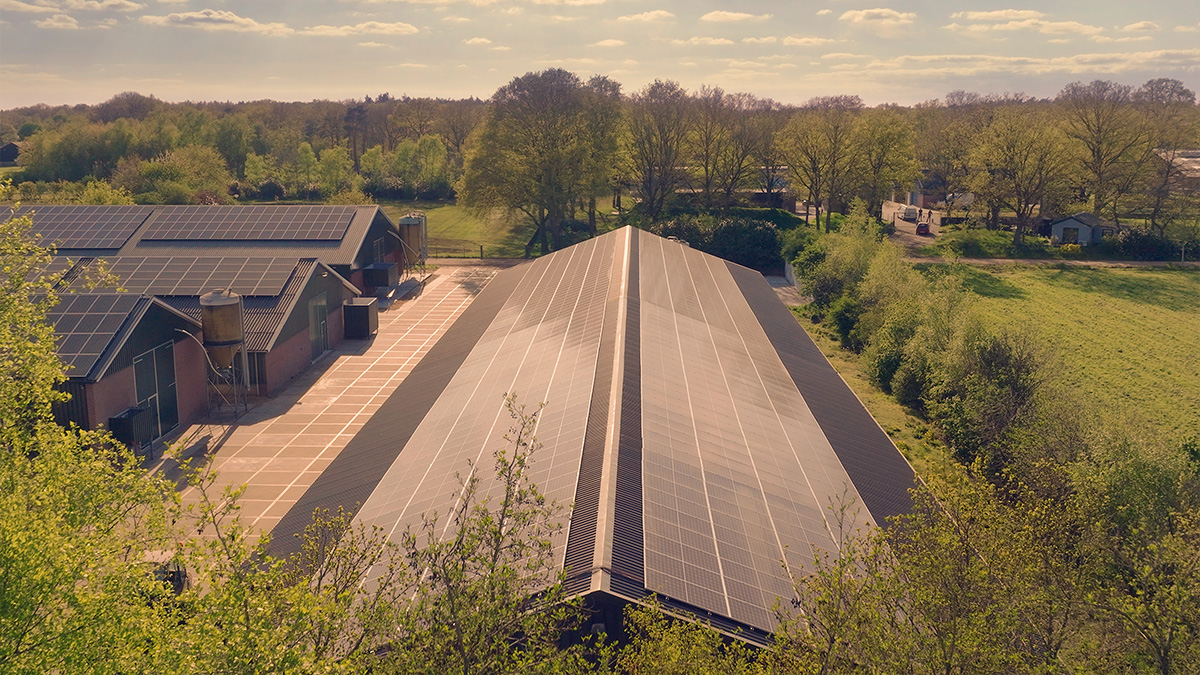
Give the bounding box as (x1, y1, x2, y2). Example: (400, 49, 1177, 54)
(14, 204, 424, 294)
(272, 227, 915, 643)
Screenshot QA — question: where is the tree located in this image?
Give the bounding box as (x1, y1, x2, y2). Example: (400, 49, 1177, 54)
(970, 107, 1072, 245)
(1058, 80, 1152, 221)
(778, 96, 863, 231)
(854, 107, 919, 218)
(0, 204, 177, 673)
(459, 69, 608, 255)
(1135, 78, 1200, 235)
(627, 79, 693, 219)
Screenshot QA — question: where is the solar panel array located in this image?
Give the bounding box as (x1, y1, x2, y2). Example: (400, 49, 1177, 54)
(637, 232, 864, 631)
(107, 256, 298, 297)
(141, 206, 356, 242)
(47, 293, 141, 377)
(16, 205, 152, 250)
(353, 235, 616, 581)
(282, 226, 910, 639)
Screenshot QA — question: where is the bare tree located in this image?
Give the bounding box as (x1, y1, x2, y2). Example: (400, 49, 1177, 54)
(627, 79, 693, 219)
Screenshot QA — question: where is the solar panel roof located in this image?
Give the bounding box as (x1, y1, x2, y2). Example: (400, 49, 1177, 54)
(106, 256, 298, 297)
(140, 205, 356, 242)
(47, 293, 142, 378)
(272, 226, 916, 643)
(15, 205, 152, 250)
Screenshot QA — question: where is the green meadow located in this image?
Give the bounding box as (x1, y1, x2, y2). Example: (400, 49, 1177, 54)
(947, 264, 1200, 443)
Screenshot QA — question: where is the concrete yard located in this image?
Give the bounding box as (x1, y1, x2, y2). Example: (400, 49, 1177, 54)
(157, 265, 501, 533)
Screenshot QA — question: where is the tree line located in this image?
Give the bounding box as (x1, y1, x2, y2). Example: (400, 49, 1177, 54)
(5, 73, 1198, 255)
(784, 201, 1200, 674)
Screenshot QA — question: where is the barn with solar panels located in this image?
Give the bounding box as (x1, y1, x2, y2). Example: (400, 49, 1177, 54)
(15, 204, 425, 295)
(50, 254, 360, 438)
(271, 227, 915, 644)
(47, 292, 209, 455)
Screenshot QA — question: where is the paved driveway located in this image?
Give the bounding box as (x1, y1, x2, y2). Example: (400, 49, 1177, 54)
(160, 265, 501, 533)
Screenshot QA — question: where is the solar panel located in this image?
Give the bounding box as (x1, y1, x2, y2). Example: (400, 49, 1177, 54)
(14, 205, 152, 250)
(107, 256, 299, 297)
(47, 293, 141, 377)
(141, 205, 356, 242)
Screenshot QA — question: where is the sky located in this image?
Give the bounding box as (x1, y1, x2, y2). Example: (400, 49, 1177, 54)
(2, 0, 1199, 109)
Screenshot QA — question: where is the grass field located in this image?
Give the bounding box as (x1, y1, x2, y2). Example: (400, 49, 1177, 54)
(946, 264, 1200, 443)
(375, 199, 534, 258)
(0, 166, 25, 180)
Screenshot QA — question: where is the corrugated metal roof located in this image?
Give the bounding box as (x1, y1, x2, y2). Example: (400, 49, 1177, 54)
(271, 227, 916, 644)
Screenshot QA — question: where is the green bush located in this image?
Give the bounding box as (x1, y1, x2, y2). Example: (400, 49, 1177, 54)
(829, 295, 863, 350)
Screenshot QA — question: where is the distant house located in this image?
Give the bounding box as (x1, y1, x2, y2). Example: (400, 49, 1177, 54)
(0, 141, 21, 165)
(1049, 212, 1118, 246)
(1158, 149, 1200, 195)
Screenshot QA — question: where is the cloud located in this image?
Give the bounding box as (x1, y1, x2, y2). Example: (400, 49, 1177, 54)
(784, 35, 838, 46)
(359, 41, 388, 47)
(140, 9, 294, 35)
(0, 0, 57, 13)
(302, 21, 419, 36)
(949, 10, 1044, 21)
(742, 36, 776, 44)
(1178, 22, 1199, 33)
(616, 9, 672, 22)
(839, 8, 916, 36)
(816, 9, 831, 16)
(385, 62, 432, 69)
(945, 18, 1104, 36)
(1091, 35, 1152, 43)
(590, 38, 625, 47)
(34, 12, 82, 28)
(441, 16, 469, 22)
(35, 13, 80, 28)
(531, 0, 604, 4)
(670, 36, 734, 45)
(64, 0, 144, 10)
(821, 52, 868, 60)
(490, 45, 510, 51)
(831, 48, 1200, 78)
(463, 36, 491, 44)
(1122, 21, 1160, 32)
(700, 11, 770, 22)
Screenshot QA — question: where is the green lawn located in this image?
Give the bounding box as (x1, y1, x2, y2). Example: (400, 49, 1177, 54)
(949, 265, 1200, 442)
(0, 166, 25, 180)
(375, 199, 534, 258)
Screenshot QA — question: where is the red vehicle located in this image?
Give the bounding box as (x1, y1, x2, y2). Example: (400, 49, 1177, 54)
(916, 221, 930, 235)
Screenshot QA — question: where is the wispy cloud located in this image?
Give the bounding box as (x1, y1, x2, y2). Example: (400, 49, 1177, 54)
(35, 13, 79, 28)
(302, 21, 419, 36)
(0, 0, 57, 13)
(670, 36, 734, 46)
(839, 8, 916, 37)
(441, 16, 470, 22)
(140, 9, 294, 36)
(816, 9, 831, 17)
(1091, 35, 1152, 43)
(616, 9, 672, 22)
(945, 18, 1104, 36)
(1122, 21, 1160, 32)
(830, 48, 1200, 78)
(784, 35, 838, 46)
(64, 0, 144, 10)
(950, 10, 1044, 21)
(700, 11, 771, 22)
(463, 36, 491, 44)
(742, 36, 776, 44)
(590, 38, 625, 47)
